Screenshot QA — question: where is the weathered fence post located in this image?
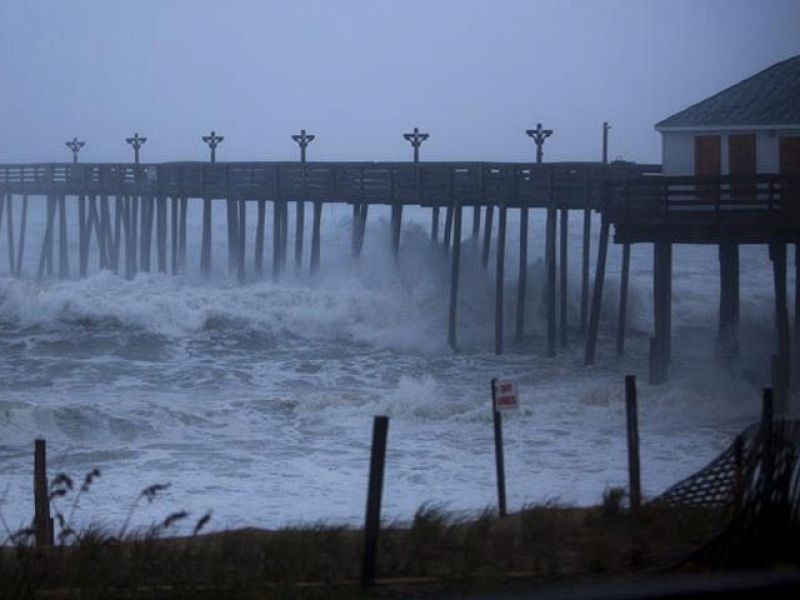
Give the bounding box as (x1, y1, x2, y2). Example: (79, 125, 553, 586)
(34, 439, 52, 547)
(361, 415, 389, 588)
(616, 242, 631, 355)
(625, 375, 642, 511)
(490, 379, 508, 517)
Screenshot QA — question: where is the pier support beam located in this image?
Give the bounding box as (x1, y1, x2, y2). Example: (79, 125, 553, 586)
(78, 196, 89, 277)
(156, 196, 167, 273)
(390, 203, 402, 260)
(140, 196, 154, 272)
(448, 200, 462, 349)
(616, 243, 631, 356)
(584, 218, 610, 365)
(472, 205, 481, 240)
(442, 204, 453, 252)
(559, 205, 568, 348)
(226, 198, 239, 275)
(650, 241, 673, 384)
(310, 201, 322, 274)
(201, 198, 212, 276)
(482, 204, 493, 268)
(580, 183, 591, 333)
(717, 242, 740, 357)
(295, 200, 305, 270)
(4, 194, 15, 277)
(238, 199, 246, 283)
(273, 201, 283, 279)
(16, 195, 27, 278)
(58, 194, 68, 279)
(170, 197, 179, 274)
(515, 205, 528, 343)
(495, 203, 507, 355)
(545, 206, 557, 357)
(255, 200, 266, 275)
(770, 242, 791, 391)
(431, 206, 440, 242)
(351, 203, 368, 258)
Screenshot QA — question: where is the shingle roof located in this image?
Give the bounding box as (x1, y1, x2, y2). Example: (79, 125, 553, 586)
(656, 55, 800, 129)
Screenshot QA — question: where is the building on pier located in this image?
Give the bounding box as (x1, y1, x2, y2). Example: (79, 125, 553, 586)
(656, 54, 800, 178)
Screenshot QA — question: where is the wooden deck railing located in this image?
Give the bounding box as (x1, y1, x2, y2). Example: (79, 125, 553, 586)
(0, 161, 659, 207)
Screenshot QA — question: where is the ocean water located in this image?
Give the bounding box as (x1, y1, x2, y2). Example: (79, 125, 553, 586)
(0, 198, 794, 535)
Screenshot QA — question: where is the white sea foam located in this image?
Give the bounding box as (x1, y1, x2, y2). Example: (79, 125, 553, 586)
(0, 203, 795, 533)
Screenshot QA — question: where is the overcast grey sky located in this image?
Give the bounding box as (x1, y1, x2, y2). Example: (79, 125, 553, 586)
(0, 0, 798, 164)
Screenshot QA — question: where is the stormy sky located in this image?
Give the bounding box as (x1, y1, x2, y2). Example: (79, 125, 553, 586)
(0, 0, 797, 165)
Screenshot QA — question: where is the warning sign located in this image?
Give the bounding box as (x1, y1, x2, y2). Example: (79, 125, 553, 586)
(492, 379, 518, 411)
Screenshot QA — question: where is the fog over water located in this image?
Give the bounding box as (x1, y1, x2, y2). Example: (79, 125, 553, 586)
(0, 1, 799, 533)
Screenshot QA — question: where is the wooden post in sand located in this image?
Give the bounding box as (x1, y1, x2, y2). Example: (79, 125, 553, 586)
(361, 415, 389, 587)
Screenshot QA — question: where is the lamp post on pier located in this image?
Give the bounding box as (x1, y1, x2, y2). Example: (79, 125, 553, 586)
(126, 133, 147, 165)
(602, 121, 611, 165)
(525, 123, 553, 164)
(65, 137, 85, 164)
(403, 127, 429, 163)
(403, 127, 432, 243)
(291, 128, 315, 162)
(201, 130, 224, 163)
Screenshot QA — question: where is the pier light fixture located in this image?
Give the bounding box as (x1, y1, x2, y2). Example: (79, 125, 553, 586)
(202, 130, 224, 163)
(403, 127, 429, 163)
(291, 129, 315, 162)
(525, 123, 553, 163)
(125, 133, 147, 165)
(65, 137, 85, 164)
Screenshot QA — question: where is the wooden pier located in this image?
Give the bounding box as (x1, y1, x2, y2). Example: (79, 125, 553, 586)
(1, 161, 798, 390)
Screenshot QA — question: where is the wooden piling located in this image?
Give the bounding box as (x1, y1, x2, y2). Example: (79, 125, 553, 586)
(273, 201, 282, 279)
(156, 196, 167, 273)
(624, 375, 642, 511)
(616, 243, 631, 356)
(448, 199, 462, 349)
(580, 179, 591, 333)
(391, 203, 402, 260)
(112, 196, 122, 274)
(34, 439, 52, 547)
(170, 197, 179, 274)
(226, 198, 239, 274)
(201, 198, 212, 276)
(179, 197, 188, 271)
(770, 242, 791, 389)
(431, 206, 440, 242)
(718, 242, 740, 355)
(280, 200, 289, 271)
(559, 205, 568, 348)
(16, 195, 27, 278)
(472, 204, 481, 240)
(515, 205, 528, 343)
(79, 195, 89, 277)
(100, 196, 113, 271)
(584, 218, 610, 365)
(58, 194, 68, 279)
(130, 197, 139, 276)
(5, 194, 15, 276)
(140, 196, 154, 272)
(361, 415, 389, 588)
(650, 241, 672, 384)
(237, 199, 246, 282)
(89, 196, 107, 270)
(310, 201, 322, 274)
(495, 203, 507, 355)
(295, 200, 305, 270)
(482, 204, 493, 268)
(546, 206, 557, 358)
(255, 200, 265, 275)
(442, 204, 453, 252)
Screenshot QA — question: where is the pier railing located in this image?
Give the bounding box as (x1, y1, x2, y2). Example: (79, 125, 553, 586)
(609, 174, 800, 243)
(0, 161, 659, 207)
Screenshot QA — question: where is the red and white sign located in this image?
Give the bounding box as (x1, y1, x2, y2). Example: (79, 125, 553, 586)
(493, 379, 518, 411)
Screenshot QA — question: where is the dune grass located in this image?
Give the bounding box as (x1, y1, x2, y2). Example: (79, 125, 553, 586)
(0, 480, 725, 599)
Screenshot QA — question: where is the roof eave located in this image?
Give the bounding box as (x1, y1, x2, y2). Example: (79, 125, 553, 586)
(655, 123, 800, 133)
